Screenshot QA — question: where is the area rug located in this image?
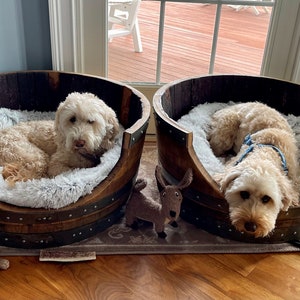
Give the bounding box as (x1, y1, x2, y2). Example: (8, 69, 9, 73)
(0, 144, 299, 256)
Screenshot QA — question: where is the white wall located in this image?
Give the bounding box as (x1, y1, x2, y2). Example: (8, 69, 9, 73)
(48, 0, 107, 76)
(0, 0, 27, 71)
(261, 0, 300, 84)
(0, 0, 52, 72)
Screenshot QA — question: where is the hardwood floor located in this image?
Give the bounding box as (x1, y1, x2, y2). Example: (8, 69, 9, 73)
(1, 252, 300, 299)
(1, 142, 300, 300)
(108, 1, 272, 84)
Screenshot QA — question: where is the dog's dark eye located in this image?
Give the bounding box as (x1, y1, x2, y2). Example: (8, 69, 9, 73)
(240, 191, 250, 200)
(69, 116, 76, 123)
(262, 195, 271, 204)
(87, 120, 94, 124)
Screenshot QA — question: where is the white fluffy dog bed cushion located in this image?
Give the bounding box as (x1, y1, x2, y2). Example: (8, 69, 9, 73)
(0, 108, 123, 209)
(177, 102, 300, 176)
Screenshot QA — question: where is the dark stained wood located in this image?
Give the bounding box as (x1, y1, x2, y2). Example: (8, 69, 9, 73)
(0, 71, 151, 248)
(153, 74, 300, 243)
(108, 2, 272, 83)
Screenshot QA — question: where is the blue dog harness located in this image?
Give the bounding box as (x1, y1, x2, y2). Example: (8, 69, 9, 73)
(234, 134, 289, 175)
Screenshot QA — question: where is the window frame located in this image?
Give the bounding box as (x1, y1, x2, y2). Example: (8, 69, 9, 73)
(48, 0, 300, 85)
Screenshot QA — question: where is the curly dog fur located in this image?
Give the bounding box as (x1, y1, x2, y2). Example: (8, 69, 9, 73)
(208, 102, 299, 238)
(0, 92, 119, 186)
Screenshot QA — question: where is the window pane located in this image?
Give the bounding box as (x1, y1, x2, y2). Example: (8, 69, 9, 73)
(214, 4, 273, 75)
(107, 1, 273, 84)
(108, 0, 160, 83)
(160, 3, 215, 83)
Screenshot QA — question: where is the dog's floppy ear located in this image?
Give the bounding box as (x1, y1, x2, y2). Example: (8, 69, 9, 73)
(54, 102, 63, 129)
(278, 178, 299, 211)
(213, 167, 241, 193)
(106, 113, 119, 140)
(53, 101, 66, 144)
(100, 110, 120, 151)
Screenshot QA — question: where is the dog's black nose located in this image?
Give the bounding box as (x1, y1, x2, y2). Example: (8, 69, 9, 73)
(244, 221, 257, 232)
(170, 210, 176, 218)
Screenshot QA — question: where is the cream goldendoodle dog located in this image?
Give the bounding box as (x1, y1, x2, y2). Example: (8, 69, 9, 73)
(0, 92, 119, 185)
(208, 102, 299, 238)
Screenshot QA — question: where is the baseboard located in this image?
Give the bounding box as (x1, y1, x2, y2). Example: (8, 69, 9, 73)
(145, 134, 157, 143)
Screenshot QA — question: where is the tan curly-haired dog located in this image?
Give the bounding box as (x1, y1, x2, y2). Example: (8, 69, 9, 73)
(0, 92, 119, 185)
(208, 102, 299, 238)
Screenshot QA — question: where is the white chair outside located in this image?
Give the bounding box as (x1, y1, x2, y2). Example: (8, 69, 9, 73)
(228, 0, 273, 15)
(108, 0, 143, 53)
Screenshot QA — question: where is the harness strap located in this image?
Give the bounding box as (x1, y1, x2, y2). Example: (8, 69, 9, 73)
(234, 134, 288, 175)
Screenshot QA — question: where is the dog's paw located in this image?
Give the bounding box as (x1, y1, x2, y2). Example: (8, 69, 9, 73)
(2, 163, 23, 186)
(1, 163, 43, 186)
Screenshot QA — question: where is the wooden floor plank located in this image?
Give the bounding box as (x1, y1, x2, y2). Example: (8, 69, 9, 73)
(162, 254, 280, 300)
(246, 254, 300, 299)
(2, 252, 300, 299)
(209, 253, 270, 277)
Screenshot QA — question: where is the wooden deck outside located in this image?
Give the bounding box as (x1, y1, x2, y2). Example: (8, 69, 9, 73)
(108, 1, 272, 84)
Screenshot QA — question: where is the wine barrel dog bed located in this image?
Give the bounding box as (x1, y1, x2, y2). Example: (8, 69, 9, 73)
(153, 75, 300, 244)
(0, 71, 150, 249)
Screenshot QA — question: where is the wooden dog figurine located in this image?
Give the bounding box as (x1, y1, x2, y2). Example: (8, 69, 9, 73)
(125, 165, 193, 238)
